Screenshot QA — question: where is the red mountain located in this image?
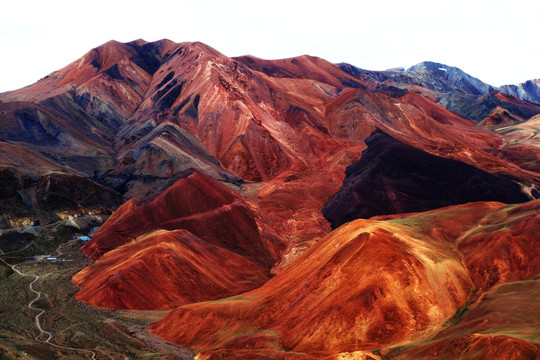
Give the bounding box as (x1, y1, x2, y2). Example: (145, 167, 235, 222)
(73, 229, 270, 310)
(1, 39, 539, 359)
(74, 171, 284, 309)
(80, 170, 283, 267)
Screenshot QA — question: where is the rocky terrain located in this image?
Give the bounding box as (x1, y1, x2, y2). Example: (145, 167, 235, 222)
(1, 39, 539, 359)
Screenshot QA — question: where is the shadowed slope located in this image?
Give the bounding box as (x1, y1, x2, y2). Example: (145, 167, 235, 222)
(252, 86, 540, 267)
(2, 39, 539, 236)
(0, 39, 538, 359)
(323, 89, 540, 184)
(323, 130, 531, 228)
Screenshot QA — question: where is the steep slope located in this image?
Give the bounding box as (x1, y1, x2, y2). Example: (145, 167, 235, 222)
(323, 88, 540, 185)
(339, 61, 493, 96)
(0, 40, 243, 200)
(235, 54, 365, 89)
(2, 41, 538, 199)
(73, 170, 285, 310)
(81, 170, 284, 268)
(73, 229, 270, 310)
(2, 39, 175, 121)
(150, 201, 539, 359)
(60, 40, 538, 271)
(489, 114, 540, 175)
(2, 39, 538, 232)
(227, 73, 539, 268)
(322, 130, 531, 228)
(1, 39, 538, 359)
(465, 90, 540, 122)
(0, 40, 179, 173)
(114, 44, 366, 192)
(0, 99, 115, 176)
(479, 106, 523, 129)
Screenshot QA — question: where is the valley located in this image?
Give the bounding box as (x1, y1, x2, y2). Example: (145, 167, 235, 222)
(0, 219, 193, 359)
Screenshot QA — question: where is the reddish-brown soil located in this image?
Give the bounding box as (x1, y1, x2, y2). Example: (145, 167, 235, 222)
(73, 171, 285, 309)
(81, 171, 285, 267)
(73, 229, 270, 310)
(150, 201, 540, 359)
(1, 39, 538, 359)
(392, 279, 540, 360)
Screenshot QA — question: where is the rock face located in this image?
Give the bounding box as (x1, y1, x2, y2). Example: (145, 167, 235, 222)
(149, 200, 540, 359)
(322, 130, 531, 228)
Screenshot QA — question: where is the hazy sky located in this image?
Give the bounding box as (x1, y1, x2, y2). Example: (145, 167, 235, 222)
(1, 0, 538, 92)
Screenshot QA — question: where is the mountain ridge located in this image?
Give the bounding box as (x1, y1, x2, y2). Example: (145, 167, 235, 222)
(0, 38, 538, 360)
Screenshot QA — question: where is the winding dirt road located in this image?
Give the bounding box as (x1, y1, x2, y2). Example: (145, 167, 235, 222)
(1, 234, 193, 359)
(0, 253, 97, 359)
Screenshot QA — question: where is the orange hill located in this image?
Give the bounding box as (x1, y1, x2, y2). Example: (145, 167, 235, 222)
(150, 200, 540, 359)
(73, 229, 270, 310)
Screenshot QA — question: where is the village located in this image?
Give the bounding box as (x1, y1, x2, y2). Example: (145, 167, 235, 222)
(26, 226, 99, 263)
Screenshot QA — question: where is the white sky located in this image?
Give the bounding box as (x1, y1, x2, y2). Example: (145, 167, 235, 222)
(1, 0, 538, 92)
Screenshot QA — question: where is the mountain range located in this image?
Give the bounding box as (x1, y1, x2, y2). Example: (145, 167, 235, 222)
(0, 39, 539, 359)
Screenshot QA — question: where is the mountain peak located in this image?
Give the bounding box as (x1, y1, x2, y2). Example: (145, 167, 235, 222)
(499, 78, 540, 105)
(406, 61, 495, 95)
(407, 60, 451, 72)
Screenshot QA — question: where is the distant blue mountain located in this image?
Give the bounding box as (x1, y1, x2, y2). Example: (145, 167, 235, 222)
(338, 61, 540, 121)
